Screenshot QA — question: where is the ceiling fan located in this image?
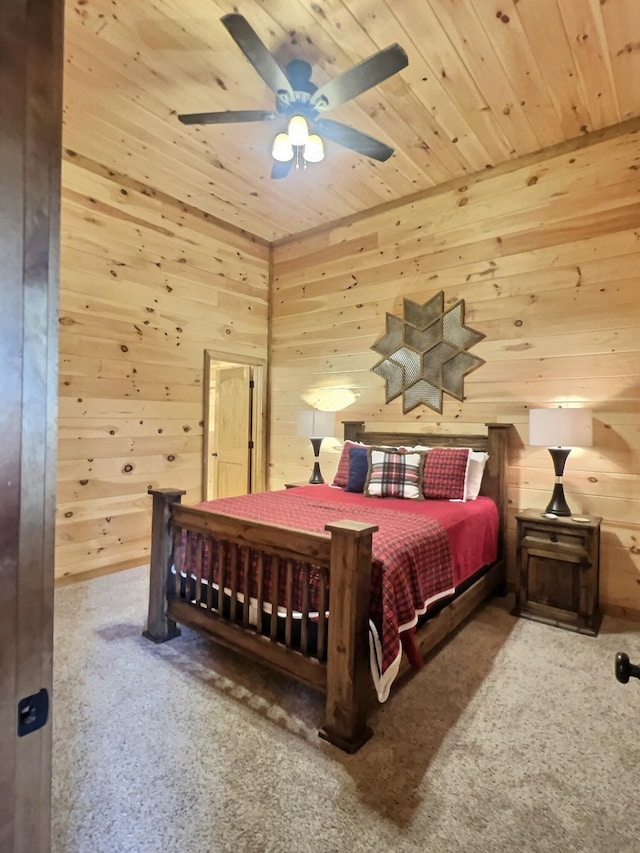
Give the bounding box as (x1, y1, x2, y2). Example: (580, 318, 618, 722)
(177, 14, 409, 179)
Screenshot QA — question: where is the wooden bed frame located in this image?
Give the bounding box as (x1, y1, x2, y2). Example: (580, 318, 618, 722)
(143, 421, 511, 752)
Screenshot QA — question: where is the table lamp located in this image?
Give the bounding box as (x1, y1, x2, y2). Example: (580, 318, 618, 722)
(297, 409, 335, 484)
(528, 407, 593, 516)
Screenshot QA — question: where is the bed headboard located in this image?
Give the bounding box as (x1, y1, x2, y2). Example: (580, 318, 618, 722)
(342, 421, 511, 562)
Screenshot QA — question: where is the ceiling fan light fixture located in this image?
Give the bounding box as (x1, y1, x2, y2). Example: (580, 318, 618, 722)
(178, 15, 408, 178)
(287, 114, 309, 146)
(303, 134, 325, 163)
(272, 132, 294, 162)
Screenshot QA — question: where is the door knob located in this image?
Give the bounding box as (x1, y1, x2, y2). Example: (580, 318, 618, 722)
(615, 652, 640, 684)
(211, 452, 218, 457)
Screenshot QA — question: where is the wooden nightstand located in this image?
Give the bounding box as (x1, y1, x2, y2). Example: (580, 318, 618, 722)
(513, 509, 602, 636)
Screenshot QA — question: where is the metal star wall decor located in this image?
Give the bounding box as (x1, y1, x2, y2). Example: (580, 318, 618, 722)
(370, 292, 486, 414)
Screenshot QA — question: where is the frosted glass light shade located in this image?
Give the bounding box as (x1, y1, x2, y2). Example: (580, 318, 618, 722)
(303, 134, 324, 163)
(287, 114, 309, 146)
(272, 132, 294, 162)
(529, 408, 593, 447)
(297, 409, 335, 438)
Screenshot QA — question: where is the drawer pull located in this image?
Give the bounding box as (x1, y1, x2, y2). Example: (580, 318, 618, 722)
(550, 534, 558, 543)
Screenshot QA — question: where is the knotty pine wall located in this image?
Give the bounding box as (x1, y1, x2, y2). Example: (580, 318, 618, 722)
(57, 153, 269, 581)
(270, 126, 640, 618)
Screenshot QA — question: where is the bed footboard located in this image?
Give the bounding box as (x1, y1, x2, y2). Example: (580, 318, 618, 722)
(144, 423, 510, 753)
(143, 487, 378, 752)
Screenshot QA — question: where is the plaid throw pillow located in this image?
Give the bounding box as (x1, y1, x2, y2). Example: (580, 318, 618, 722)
(364, 448, 425, 500)
(422, 447, 471, 500)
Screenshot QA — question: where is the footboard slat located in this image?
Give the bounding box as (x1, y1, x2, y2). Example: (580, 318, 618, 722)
(270, 558, 279, 642)
(229, 542, 239, 620)
(195, 536, 203, 606)
(285, 560, 294, 648)
(215, 540, 224, 615)
(206, 537, 214, 611)
(256, 552, 265, 635)
(317, 571, 328, 660)
(173, 528, 183, 598)
(209, 539, 224, 614)
(242, 549, 251, 627)
(301, 573, 310, 655)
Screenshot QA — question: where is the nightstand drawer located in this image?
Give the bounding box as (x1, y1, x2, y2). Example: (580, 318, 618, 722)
(519, 522, 588, 550)
(520, 534, 587, 563)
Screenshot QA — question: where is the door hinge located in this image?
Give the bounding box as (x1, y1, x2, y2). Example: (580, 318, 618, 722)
(17, 688, 49, 737)
(248, 440, 254, 449)
(249, 379, 255, 389)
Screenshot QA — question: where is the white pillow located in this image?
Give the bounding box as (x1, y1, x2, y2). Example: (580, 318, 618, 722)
(465, 451, 489, 500)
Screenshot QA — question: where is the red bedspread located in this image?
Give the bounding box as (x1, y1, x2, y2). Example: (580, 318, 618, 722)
(191, 485, 498, 701)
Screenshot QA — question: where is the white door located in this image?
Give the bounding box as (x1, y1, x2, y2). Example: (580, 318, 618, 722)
(210, 364, 253, 499)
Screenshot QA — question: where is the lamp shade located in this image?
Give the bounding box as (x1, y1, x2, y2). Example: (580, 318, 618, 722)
(272, 132, 294, 162)
(287, 115, 309, 146)
(303, 134, 324, 163)
(529, 408, 593, 448)
(297, 409, 335, 439)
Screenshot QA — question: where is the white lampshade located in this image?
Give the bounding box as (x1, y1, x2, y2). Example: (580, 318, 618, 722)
(529, 408, 593, 448)
(303, 134, 325, 163)
(272, 132, 294, 162)
(297, 409, 335, 439)
(287, 114, 309, 146)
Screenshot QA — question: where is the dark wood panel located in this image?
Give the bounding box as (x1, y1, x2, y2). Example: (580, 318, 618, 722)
(0, 1, 64, 851)
(0, 3, 26, 846)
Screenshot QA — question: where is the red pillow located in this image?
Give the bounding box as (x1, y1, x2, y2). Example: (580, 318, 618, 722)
(331, 440, 363, 488)
(422, 448, 470, 500)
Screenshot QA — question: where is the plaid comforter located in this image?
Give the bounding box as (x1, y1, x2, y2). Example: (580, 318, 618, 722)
(181, 488, 496, 701)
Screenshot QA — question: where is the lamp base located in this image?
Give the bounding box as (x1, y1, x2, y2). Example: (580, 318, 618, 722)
(544, 483, 571, 517)
(545, 447, 572, 516)
(308, 437, 324, 484)
(308, 462, 324, 485)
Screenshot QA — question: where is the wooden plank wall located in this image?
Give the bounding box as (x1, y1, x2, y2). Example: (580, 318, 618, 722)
(57, 153, 269, 581)
(270, 126, 640, 618)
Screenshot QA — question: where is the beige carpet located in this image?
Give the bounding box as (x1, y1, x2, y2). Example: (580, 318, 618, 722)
(52, 565, 640, 853)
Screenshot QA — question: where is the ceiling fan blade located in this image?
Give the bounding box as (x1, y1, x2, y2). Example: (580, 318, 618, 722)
(178, 110, 277, 125)
(221, 14, 294, 102)
(310, 44, 408, 112)
(271, 159, 294, 180)
(314, 118, 394, 162)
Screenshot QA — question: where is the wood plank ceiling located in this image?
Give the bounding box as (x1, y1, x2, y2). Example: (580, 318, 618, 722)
(63, 0, 640, 243)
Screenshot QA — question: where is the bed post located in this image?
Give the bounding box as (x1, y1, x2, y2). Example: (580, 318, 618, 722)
(143, 487, 186, 644)
(320, 519, 378, 753)
(485, 424, 510, 565)
(342, 420, 365, 442)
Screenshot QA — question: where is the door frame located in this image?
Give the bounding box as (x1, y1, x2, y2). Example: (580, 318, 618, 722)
(203, 350, 268, 499)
